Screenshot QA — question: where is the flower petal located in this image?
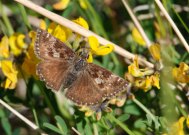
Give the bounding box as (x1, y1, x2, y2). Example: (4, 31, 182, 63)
(132, 27, 146, 46)
(73, 17, 89, 29)
(53, 0, 70, 10)
(149, 43, 161, 61)
(94, 44, 114, 55)
(88, 36, 99, 51)
(0, 36, 9, 58)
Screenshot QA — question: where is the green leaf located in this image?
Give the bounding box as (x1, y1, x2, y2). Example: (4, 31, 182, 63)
(146, 114, 152, 126)
(134, 119, 146, 129)
(43, 123, 62, 134)
(154, 116, 160, 130)
(55, 115, 68, 134)
(124, 105, 141, 116)
(117, 114, 130, 122)
(1, 117, 12, 135)
(0, 109, 5, 117)
(84, 123, 93, 135)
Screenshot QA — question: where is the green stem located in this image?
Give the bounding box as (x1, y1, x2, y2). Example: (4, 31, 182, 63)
(133, 98, 156, 122)
(32, 108, 40, 127)
(0, 1, 14, 35)
(172, 6, 189, 33)
(107, 113, 135, 135)
(92, 123, 98, 135)
(36, 81, 56, 116)
(18, 3, 31, 30)
(83, 0, 108, 39)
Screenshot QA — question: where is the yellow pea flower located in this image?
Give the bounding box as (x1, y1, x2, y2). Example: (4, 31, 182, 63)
(132, 27, 146, 46)
(149, 43, 161, 61)
(172, 62, 189, 83)
(0, 36, 9, 58)
(73, 17, 89, 30)
(186, 116, 189, 128)
(79, 0, 87, 9)
(128, 56, 154, 77)
(87, 36, 114, 62)
(171, 117, 185, 135)
(9, 33, 27, 56)
(135, 74, 160, 92)
(53, 0, 87, 10)
(22, 31, 39, 78)
(151, 73, 160, 89)
(39, 19, 47, 30)
(1, 60, 18, 89)
(53, 0, 70, 10)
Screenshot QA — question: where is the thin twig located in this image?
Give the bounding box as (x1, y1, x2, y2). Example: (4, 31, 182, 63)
(0, 99, 39, 130)
(14, 0, 154, 68)
(71, 127, 81, 135)
(122, 0, 152, 48)
(155, 0, 189, 52)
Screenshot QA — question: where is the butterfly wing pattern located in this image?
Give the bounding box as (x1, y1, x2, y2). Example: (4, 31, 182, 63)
(35, 29, 129, 106)
(35, 29, 76, 91)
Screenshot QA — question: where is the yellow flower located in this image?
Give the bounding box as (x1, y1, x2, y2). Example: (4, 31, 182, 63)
(0, 36, 9, 58)
(72, 17, 89, 30)
(1, 60, 18, 89)
(53, 0, 70, 10)
(171, 117, 185, 135)
(39, 19, 47, 30)
(128, 56, 154, 77)
(9, 33, 27, 56)
(186, 116, 189, 128)
(132, 27, 146, 46)
(149, 43, 161, 61)
(53, 0, 87, 10)
(172, 62, 189, 83)
(151, 73, 160, 89)
(22, 31, 39, 78)
(134, 73, 160, 92)
(79, 0, 87, 9)
(87, 36, 114, 62)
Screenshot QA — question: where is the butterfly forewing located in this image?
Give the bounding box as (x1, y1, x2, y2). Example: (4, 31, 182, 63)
(35, 29, 75, 61)
(35, 29, 76, 91)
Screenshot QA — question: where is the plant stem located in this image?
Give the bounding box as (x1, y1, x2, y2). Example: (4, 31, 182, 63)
(133, 98, 156, 122)
(18, 3, 31, 30)
(0, 99, 38, 130)
(36, 81, 56, 116)
(107, 113, 135, 135)
(32, 108, 40, 127)
(0, 1, 14, 35)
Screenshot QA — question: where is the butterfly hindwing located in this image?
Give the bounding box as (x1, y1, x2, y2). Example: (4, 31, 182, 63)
(65, 63, 128, 105)
(87, 63, 128, 99)
(65, 70, 103, 105)
(37, 60, 71, 91)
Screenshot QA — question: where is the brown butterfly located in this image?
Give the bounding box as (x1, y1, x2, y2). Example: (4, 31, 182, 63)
(34, 29, 128, 106)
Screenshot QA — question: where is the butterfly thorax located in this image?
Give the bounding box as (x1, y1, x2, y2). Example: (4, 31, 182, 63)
(63, 58, 87, 89)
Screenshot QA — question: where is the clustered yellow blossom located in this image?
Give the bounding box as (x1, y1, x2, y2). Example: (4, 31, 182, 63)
(0, 32, 27, 89)
(127, 56, 160, 92)
(0, 60, 18, 89)
(21, 31, 39, 78)
(172, 62, 189, 83)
